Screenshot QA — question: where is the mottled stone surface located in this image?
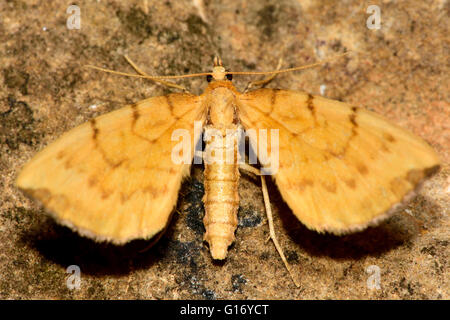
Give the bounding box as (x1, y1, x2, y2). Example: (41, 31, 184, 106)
(0, 0, 448, 299)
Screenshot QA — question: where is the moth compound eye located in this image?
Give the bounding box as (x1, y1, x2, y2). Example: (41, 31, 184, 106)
(206, 75, 213, 82)
(226, 74, 233, 81)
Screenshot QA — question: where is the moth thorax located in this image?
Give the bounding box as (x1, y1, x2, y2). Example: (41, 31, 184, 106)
(208, 88, 236, 126)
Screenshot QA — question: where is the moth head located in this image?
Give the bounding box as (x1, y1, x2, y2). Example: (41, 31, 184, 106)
(209, 56, 232, 82)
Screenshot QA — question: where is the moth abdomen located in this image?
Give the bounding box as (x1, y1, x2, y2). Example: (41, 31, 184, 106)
(203, 131, 240, 260)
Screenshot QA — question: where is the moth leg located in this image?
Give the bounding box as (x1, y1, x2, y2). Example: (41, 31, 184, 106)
(123, 55, 190, 92)
(139, 206, 183, 253)
(138, 223, 170, 253)
(238, 163, 261, 176)
(244, 58, 283, 93)
(239, 163, 300, 287)
(260, 174, 300, 287)
(401, 211, 427, 234)
(139, 209, 182, 254)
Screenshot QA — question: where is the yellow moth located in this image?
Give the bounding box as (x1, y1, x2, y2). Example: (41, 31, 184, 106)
(16, 56, 440, 285)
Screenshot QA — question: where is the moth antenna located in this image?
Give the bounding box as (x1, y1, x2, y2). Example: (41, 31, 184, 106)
(85, 65, 212, 79)
(228, 51, 353, 76)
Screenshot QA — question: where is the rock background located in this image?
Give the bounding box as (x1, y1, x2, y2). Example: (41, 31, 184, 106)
(0, 0, 448, 299)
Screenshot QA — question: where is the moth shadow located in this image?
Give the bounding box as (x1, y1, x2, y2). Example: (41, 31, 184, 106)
(265, 178, 437, 261)
(20, 210, 183, 277)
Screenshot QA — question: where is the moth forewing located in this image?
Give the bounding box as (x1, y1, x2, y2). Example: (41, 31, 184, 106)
(16, 94, 206, 243)
(237, 88, 440, 233)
